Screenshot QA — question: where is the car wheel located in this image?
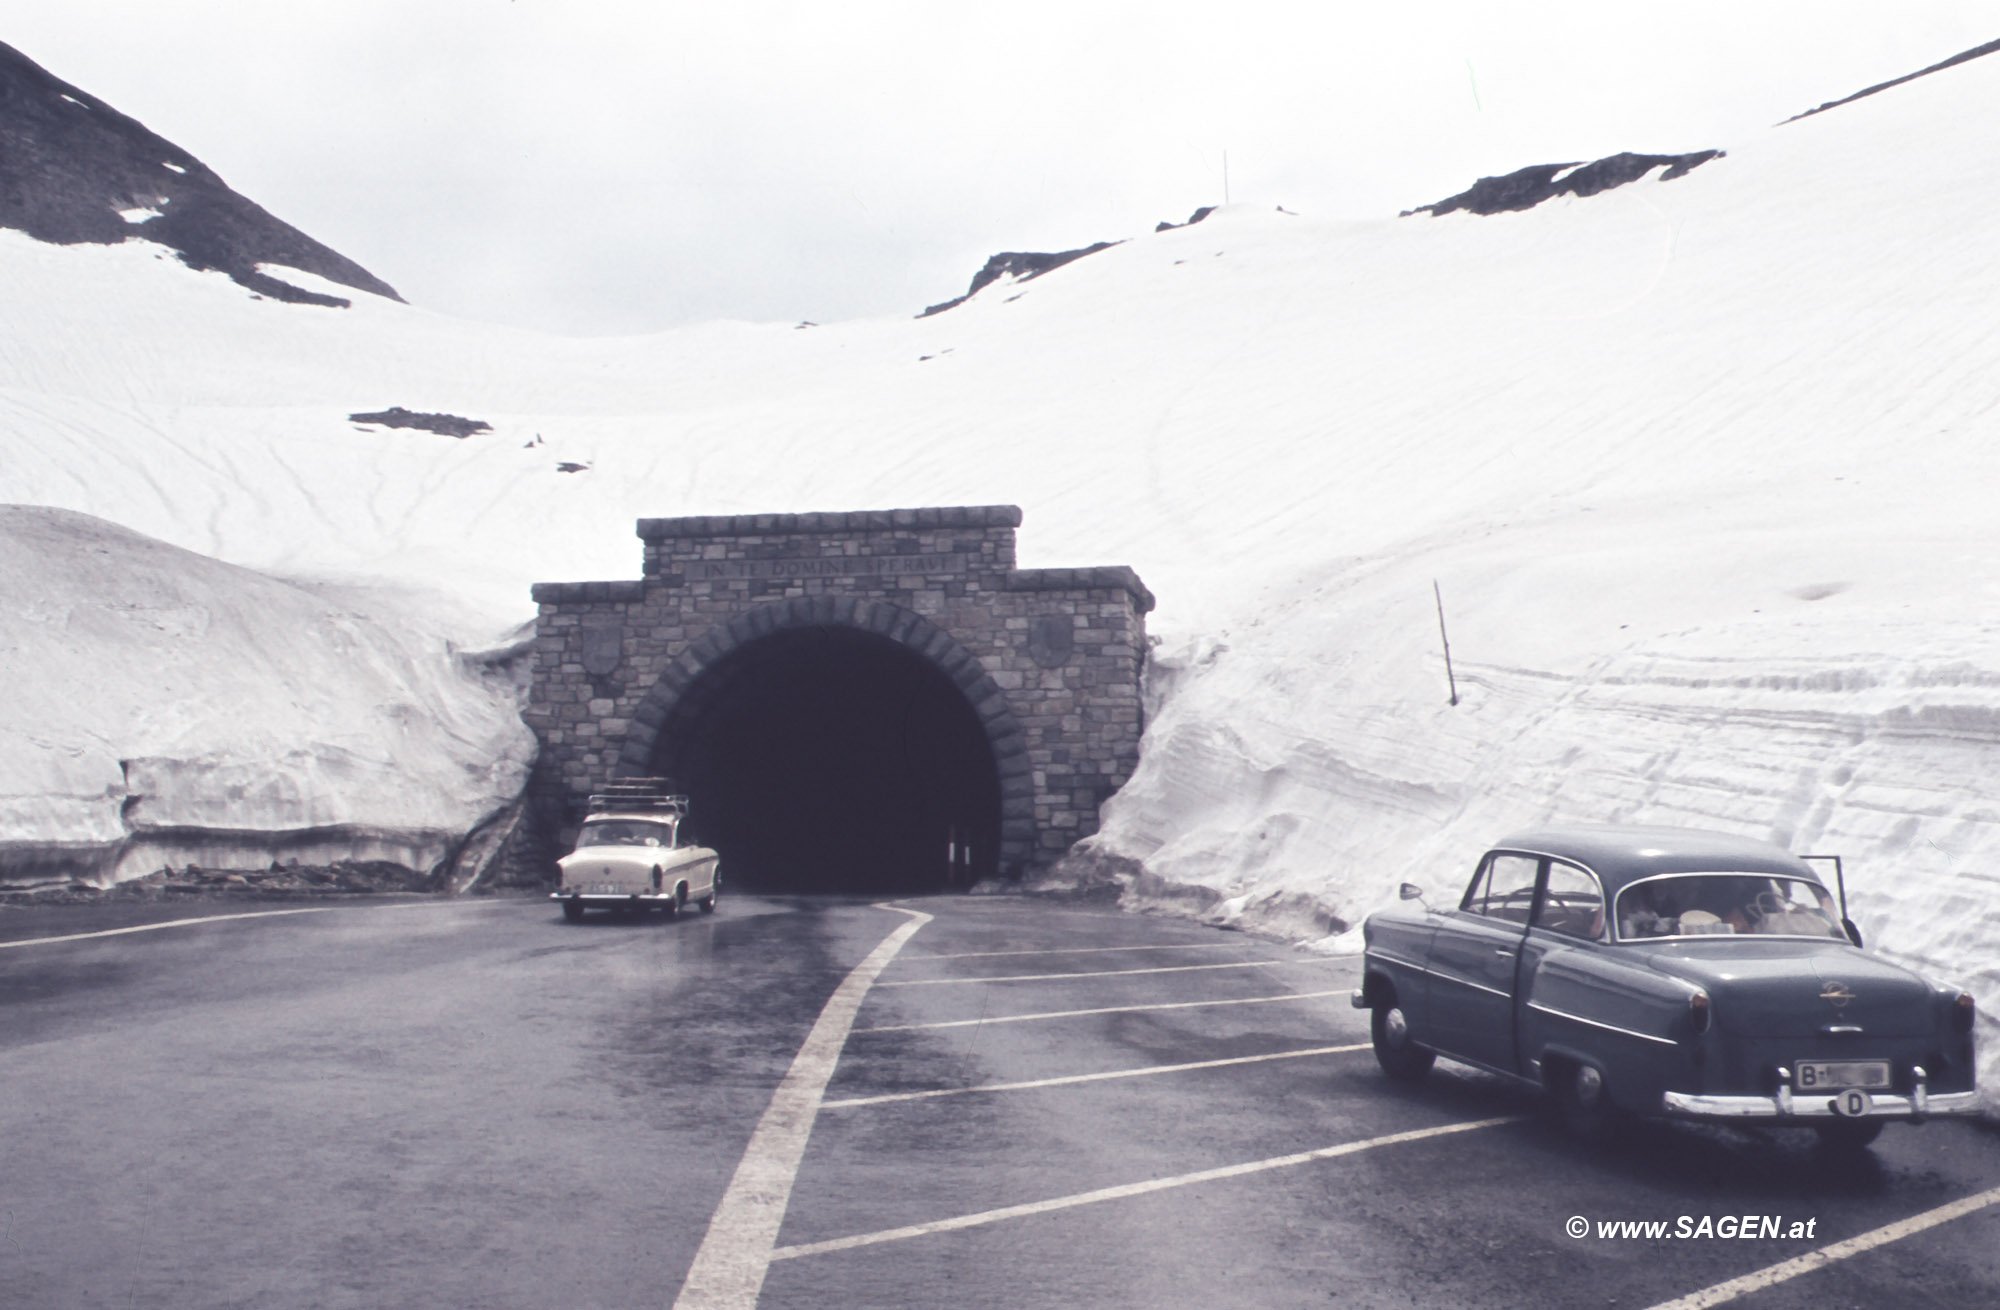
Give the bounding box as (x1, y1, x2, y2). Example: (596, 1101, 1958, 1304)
(698, 891, 716, 913)
(561, 899, 585, 923)
(1554, 1061, 1622, 1142)
(1814, 1119, 1884, 1152)
(1371, 1001, 1435, 1083)
(661, 886, 682, 919)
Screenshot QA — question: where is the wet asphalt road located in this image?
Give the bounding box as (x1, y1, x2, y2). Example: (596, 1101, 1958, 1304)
(3, 893, 1998, 1309)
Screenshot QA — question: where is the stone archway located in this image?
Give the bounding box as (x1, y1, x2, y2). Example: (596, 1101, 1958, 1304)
(526, 505, 1151, 885)
(616, 598, 1031, 890)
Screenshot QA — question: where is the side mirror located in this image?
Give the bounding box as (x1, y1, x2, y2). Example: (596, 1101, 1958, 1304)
(1842, 918, 1864, 949)
(1399, 883, 1427, 902)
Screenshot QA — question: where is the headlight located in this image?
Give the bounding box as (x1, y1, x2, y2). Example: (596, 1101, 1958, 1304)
(1689, 989, 1712, 1035)
(1955, 991, 1976, 1034)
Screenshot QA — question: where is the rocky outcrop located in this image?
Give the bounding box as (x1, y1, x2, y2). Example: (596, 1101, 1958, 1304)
(1404, 150, 1724, 218)
(1405, 40, 2000, 219)
(349, 408, 493, 439)
(1785, 38, 2000, 123)
(920, 241, 1121, 317)
(920, 206, 1220, 317)
(0, 39, 401, 307)
(1154, 205, 1217, 233)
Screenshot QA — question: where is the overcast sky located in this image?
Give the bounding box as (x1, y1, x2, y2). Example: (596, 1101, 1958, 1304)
(11, 3, 1999, 336)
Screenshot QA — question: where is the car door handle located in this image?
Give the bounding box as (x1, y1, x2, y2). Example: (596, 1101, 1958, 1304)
(1494, 948, 1514, 957)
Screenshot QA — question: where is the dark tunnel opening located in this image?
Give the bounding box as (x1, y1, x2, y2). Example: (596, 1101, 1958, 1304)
(655, 624, 1001, 895)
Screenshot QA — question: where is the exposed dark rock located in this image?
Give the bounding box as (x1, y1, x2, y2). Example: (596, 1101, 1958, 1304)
(919, 205, 1236, 317)
(348, 407, 492, 439)
(0, 860, 444, 902)
(920, 240, 1121, 317)
(1024, 845, 1142, 901)
(0, 39, 401, 307)
(1155, 205, 1217, 233)
(1783, 37, 2000, 123)
(1403, 149, 1724, 218)
(1403, 40, 2000, 219)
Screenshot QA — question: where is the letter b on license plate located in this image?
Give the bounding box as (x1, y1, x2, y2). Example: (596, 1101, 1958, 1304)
(1795, 1060, 1889, 1091)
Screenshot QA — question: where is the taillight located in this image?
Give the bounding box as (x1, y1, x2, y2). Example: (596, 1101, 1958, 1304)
(1955, 991, 1975, 1034)
(1689, 990, 1712, 1034)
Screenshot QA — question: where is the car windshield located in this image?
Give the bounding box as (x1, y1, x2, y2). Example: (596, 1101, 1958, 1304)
(1614, 873, 1846, 942)
(575, 820, 674, 849)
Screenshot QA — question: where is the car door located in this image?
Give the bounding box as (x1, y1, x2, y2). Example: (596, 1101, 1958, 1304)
(1425, 852, 1541, 1074)
(1516, 859, 1609, 1065)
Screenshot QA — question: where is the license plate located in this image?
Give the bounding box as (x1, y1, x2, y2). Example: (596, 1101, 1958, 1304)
(1795, 1060, 1890, 1090)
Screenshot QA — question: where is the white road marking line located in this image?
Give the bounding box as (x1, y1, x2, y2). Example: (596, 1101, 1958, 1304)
(770, 1116, 1521, 1262)
(854, 987, 1355, 1033)
(672, 903, 933, 1310)
(822, 1042, 1370, 1108)
(1644, 1183, 2000, 1310)
(915, 941, 1247, 961)
(0, 907, 334, 949)
(0, 896, 510, 950)
(877, 956, 1349, 987)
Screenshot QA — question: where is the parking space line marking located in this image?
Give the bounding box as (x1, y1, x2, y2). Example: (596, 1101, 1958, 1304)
(672, 903, 932, 1310)
(854, 987, 1354, 1032)
(915, 942, 1248, 961)
(822, 1043, 1370, 1108)
(0, 898, 493, 949)
(770, 1116, 1521, 1262)
(877, 956, 1349, 987)
(1644, 1184, 2000, 1310)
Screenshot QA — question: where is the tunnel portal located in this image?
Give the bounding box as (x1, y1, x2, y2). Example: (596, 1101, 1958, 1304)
(524, 505, 1152, 890)
(657, 624, 1000, 893)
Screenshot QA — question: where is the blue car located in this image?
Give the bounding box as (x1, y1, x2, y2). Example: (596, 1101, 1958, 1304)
(1354, 825, 1980, 1148)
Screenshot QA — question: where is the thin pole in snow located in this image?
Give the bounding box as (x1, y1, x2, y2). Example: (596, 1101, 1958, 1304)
(1434, 580, 1460, 706)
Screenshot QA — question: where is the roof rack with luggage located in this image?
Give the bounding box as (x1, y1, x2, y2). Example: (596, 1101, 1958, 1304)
(584, 778, 690, 817)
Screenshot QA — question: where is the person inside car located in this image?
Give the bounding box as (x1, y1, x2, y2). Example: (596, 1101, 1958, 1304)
(1618, 881, 1677, 939)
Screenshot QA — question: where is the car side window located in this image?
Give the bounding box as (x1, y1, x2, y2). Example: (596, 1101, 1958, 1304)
(1461, 853, 1541, 923)
(1533, 860, 1605, 940)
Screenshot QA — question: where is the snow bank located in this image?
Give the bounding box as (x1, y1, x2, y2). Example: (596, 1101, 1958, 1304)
(0, 506, 533, 885)
(1081, 494, 2000, 1098)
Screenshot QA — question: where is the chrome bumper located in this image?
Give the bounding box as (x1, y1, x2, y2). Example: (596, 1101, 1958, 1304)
(1663, 1068, 1982, 1122)
(550, 891, 676, 903)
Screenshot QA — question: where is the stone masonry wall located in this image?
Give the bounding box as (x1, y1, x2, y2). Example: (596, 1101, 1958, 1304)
(525, 506, 1151, 879)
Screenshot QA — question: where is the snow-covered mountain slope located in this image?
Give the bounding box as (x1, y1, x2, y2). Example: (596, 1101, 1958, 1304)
(2, 39, 1997, 1091)
(0, 39, 400, 306)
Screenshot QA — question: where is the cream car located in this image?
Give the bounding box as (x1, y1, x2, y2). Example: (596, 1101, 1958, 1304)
(552, 788, 719, 922)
